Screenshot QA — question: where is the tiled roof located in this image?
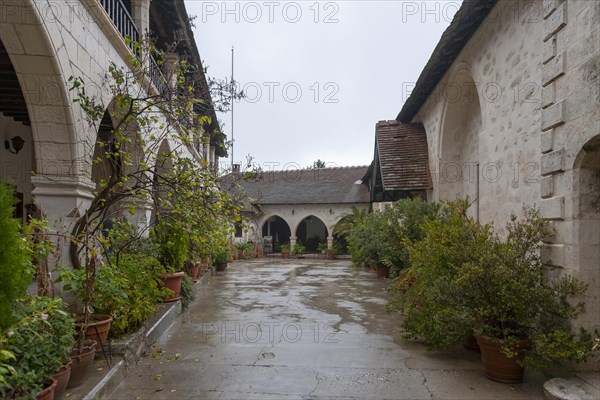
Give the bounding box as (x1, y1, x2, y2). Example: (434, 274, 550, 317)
(375, 120, 432, 191)
(397, 0, 497, 123)
(230, 166, 370, 205)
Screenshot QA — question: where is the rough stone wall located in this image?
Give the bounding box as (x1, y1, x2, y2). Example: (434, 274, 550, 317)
(538, 0, 600, 356)
(414, 0, 546, 227)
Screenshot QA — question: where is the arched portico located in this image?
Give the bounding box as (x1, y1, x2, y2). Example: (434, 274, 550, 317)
(294, 215, 328, 252)
(0, 0, 97, 229)
(261, 215, 291, 252)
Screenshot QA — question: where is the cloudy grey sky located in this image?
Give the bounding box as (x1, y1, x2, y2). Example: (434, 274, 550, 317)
(185, 1, 461, 169)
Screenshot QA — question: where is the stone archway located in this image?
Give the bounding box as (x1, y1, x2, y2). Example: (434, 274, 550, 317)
(0, 0, 80, 179)
(438, 67, 482, 219)
(295, 215, 328, 252)
(572, 135, 600, 339)
(261, 215, 291, 252)
(0, 0, 96, 231)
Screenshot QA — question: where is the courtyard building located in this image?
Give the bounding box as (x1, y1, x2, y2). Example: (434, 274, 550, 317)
(231, 166, 370, 251)
(0, 0, 223, 247)
(386, 0, 599, 369)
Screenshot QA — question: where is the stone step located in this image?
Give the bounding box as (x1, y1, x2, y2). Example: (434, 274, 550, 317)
(543, 375, 600, 400)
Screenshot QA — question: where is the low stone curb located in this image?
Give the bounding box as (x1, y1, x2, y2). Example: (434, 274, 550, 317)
(544, 375, 600, 400)
(81, 269, 214, 399)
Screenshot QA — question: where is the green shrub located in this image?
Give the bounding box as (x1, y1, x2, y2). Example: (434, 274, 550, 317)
(0, 296, 74, 399)
(0, 183, 34, 330)
(59, 253, 170, 336)
(180, 275, 196, 310)
(292, 243, 305, 255)
(389, 199, 490, 348)
(235, 242, 255, 259)
(347, 198, 438, 274)
(213, 247, 232, 265)
(393, 200, 594, 368)
(153, 221, 189, 273)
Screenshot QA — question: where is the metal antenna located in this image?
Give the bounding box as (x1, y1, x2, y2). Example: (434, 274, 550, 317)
(231, 46, 234, 168)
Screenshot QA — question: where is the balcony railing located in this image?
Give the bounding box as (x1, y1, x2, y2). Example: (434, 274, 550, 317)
(98, 0, 166, 92)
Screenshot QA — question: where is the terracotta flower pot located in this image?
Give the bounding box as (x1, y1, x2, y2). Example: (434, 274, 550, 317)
(374, 265, 390, 278)
(256, 247, 263, 258)
(282, 251, 290, 259)
(67, 340, 96, 389)
(327, 251, 335, 260)
(187, 263, 201, 282)
(216, 262, 228, 272)
(50, 359, 72, 399)
(464, 335, 481, 353)
(36, 378, 57, 400)
(75, 314, 113, 347)
(475, 335, 529, 383)
(160, 271, 185, 302)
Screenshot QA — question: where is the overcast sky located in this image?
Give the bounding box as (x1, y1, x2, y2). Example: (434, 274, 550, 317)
(185, 1, 461, 170)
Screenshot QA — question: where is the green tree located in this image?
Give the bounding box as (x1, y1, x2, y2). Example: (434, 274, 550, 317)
(312, 159, 326, 169)
(66, 37, 247, 337)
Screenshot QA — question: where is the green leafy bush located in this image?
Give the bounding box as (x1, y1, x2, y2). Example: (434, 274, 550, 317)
(153, 221, 189, 273)
(235, 242, 255, 260)
(0, 296, 74, 399)
(292, 243, 305, 255)
(180, 275, 196, 310)
(393, 200, 594, 368)
(213, 247, 232, 265)
(347, 198, 438, 275)
(389, 199, 490, 348)
(0, 183, 34, 330)
(59, 253, 170, 336)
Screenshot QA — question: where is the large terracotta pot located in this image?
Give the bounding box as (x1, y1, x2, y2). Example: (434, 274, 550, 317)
(256, 247, 263, 258)
(327, 251, 335, 260)
(67, 340, 96, 388)
(282, 251, 290, 259)
(75, 314, 113, 347)
(160, 271, 185, 302)
(476, 335, 529, 383)
(50, 359, 72, 399)
(36, 378, 57, 400)
(464, 335, 481, 353)
(187, 263, 201, 282)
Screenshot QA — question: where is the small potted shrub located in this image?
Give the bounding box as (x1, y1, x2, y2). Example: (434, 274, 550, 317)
(153, 221, 188, 302)
(1, 296, 75, 399)
(293, 243, 305, 258)
(279, 244, 290, 259)
(213, 248, 232, 272)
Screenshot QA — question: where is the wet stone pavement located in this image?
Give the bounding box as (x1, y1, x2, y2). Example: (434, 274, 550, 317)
(110, 259, 547, 399)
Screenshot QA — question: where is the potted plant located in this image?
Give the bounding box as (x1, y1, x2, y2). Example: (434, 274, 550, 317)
(292, 243, 305, 258)
(279, 244, 290, 259)
(255, 245, 263, 258)
(395, 200, 594, 383)
(1, 296, 75, 399)
(153, 221, 188, 302)
(213, 248, 232, 272)
(467, 209, 592, 382)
